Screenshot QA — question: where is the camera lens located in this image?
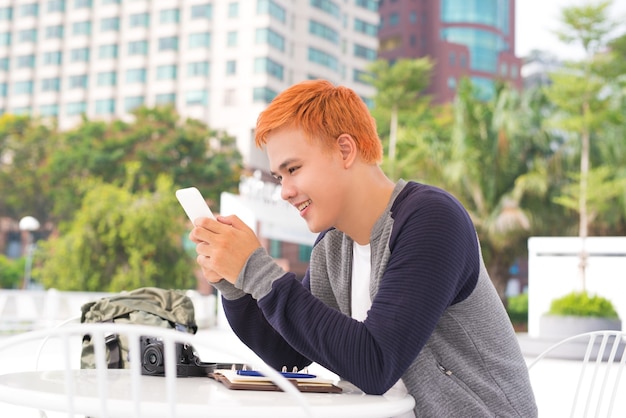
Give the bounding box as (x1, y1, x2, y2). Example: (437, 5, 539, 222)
(142, 344, 163, 374)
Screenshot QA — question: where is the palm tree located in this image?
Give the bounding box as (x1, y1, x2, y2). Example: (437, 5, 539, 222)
(365, 58, 433, 179)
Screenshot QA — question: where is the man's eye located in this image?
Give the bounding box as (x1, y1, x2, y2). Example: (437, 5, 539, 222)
(288, 166, 299, 174)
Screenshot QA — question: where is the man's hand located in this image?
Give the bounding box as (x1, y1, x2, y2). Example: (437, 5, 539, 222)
(190, 215, 262, 285)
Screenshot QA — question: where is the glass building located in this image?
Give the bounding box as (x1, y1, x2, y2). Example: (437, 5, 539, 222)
(378, 0, 522, 103)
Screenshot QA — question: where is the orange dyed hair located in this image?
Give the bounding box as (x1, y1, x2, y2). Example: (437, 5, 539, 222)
(255, 79, 382, 164)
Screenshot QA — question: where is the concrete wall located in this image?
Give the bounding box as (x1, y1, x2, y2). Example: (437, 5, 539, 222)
(528, 237, 626, 337)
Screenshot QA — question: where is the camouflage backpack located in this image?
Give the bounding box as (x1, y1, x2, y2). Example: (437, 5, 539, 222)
(80, 287, 197, 369)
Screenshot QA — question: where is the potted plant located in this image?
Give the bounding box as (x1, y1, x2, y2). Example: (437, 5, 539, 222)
(539, 291, 622, 339)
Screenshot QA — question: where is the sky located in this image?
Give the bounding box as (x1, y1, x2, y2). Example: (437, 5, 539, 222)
(515, 0, 626, 59)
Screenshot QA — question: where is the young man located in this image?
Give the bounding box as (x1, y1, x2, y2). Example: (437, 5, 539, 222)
(190, 80, 537, 417)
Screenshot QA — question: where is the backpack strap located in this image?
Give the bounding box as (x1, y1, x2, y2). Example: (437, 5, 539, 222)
(105, 334, 123, 369)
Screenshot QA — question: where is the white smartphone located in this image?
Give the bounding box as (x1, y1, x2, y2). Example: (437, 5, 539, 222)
(175, 187, 215, 223)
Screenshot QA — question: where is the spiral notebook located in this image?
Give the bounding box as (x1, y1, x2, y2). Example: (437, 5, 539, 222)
(211, 368, 342, 393)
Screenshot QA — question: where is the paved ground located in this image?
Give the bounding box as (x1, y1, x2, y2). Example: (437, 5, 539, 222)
(1, 329, 624, 417)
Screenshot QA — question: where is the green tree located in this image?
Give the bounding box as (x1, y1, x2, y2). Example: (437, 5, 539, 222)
(394, 80, 552, 300)
(34, 176, 196, 292)
(47, 106, 242, 223)
(365, 58, 433, 179)
(0, 255, 24, 289)
(546, 0, 624, 288)
(0, 114, 59, 226)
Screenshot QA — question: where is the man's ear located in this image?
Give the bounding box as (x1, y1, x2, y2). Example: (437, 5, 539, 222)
(336, 134, 357, 167)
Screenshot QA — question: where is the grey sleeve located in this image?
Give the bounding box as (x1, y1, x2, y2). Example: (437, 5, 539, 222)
(236, 247, 286, 300)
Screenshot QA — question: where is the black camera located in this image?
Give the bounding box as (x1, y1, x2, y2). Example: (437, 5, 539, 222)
(140, 336, 216, 377)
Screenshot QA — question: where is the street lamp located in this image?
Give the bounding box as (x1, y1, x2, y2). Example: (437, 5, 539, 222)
(19, 216, 40, 290)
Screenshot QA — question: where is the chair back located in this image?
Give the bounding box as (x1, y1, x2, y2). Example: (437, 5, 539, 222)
(527, 330, 626, 418)
(0, 322, 312, 418)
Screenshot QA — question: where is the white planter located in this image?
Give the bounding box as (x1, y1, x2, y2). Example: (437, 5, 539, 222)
(540, 315, 622, 339)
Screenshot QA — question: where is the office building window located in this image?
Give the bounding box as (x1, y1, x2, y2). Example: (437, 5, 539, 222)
(0, 7, 13, 20)
(228, 2, 239, 17)
(156, 65, 177, 79)
(254, 57, 283, 80)
(46, 25, 64, 39)
(0, 58, 8, 71)
(309, 0, 340, 19)
(257, 0, 286, 23)
(160, 9, 180, 23)
(71, 47, 90, 62)
(101, 17, 120, 31)
(17, 54, 36, 68)
(13, 107, 32, 115)
(48, 0, 66, 12)
(73, 21, 91, 35)
(0, 32, 10, 46)
(14, 80, 34, 95)
(126, 68, 146, 83)
(128, 40, 148, 55)
(124, 96, 144, 111)
(21, 3, 39, 16)
(159, 36, 178, 51)
(356, 0, 377, 12)
(354, 44, 376, 61)
(74, 0, 92, 9)
(225, 60, 236, 75)
(68, 74, 88, 88)
(66, 101, 87, 115)
(190, 3, 212, 19)
(19, 29, 37, 43)
(389, 13, 399, 26)
(186, 90, 208, 105)
(353, 69, 369, 84)
(309, 20, 338, 43)
(99, 44, 118, 59)
(42, 77, 61, 91)
(102, 0, 120, 4)
(40, 104, 59, 116)
(354, 18, 377, 36)
(410, 11, 417, 23)
(187, 61, 209, 76)
(0, 83, 6, 96)
(255, 28, 285, 52)
(298, 244, 313, 262)
(252, 86, 277, 103)
(189, 32, 211, 48)
(95, 98, 115, 114)
(308, 47, 338, 71)
(129, 12, 149, 27)
(155, 93, 176, 104)
(361, 96, 374, 108)
(269, 239, 281, 258)
(97, 71, 117, 86)
(43, 51, 63, 65)
(227, 31, 238, 47)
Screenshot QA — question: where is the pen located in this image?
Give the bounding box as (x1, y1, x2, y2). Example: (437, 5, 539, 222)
(236, 370, 317, 379)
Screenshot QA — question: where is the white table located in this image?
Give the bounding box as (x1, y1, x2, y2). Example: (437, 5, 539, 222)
(0, 369, 415, 417)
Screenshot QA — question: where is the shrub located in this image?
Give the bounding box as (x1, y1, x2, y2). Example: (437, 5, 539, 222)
(548, 291, 619, 319)
(507, 293, 529, 324)
(0, 255, 24, 289)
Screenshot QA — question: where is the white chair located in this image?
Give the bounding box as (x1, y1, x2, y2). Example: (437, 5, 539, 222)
(527, 330, 626, 418)
(0, 322, 313, 418)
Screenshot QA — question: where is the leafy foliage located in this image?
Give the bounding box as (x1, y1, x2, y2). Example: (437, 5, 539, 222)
(34, 177, 196, 292)
(0, 255, 24, 289)
(506, 293, 529, 324)
(548, 291, 619, 319)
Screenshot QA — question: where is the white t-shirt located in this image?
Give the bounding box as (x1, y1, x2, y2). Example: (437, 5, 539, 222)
(352, 242, 415, 418)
